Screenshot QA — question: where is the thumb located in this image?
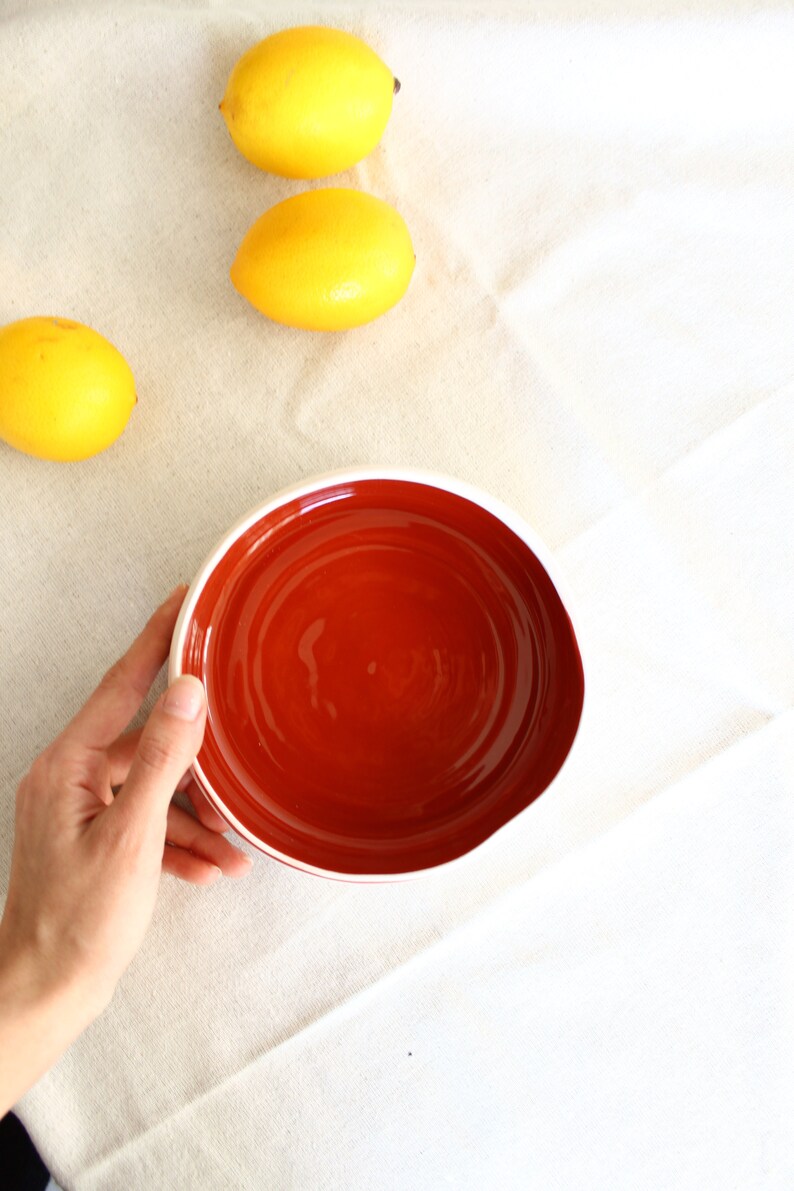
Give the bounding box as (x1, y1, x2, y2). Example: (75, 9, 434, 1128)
(114, 675, 207, 826)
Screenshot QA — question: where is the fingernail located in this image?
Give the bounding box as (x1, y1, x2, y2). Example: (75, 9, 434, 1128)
(167, 583, 188, 602)
(163, 675, 205, 721)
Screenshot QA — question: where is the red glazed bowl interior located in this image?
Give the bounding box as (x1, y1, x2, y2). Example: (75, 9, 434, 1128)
(177, 476, 584, 879)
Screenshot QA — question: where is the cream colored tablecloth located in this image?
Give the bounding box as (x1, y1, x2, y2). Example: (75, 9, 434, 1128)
(1, 1, 792, 1187)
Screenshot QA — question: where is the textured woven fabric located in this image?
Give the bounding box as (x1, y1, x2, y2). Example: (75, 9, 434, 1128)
(1, 2, 792, 1187)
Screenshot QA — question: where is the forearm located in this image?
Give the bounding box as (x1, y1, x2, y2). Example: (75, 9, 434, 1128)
(0, 929, 102, 1116)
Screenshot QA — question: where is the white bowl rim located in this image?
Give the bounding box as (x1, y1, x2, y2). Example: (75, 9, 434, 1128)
(168, 465, 585, 882)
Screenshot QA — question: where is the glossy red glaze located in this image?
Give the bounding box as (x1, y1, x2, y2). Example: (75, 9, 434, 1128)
(181, 480, 584, 876)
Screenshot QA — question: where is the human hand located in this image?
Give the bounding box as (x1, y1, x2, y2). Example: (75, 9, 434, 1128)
(0, 586, 252, 1111)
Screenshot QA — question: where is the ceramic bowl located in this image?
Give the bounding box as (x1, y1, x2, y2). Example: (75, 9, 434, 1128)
(169, 468, 584, 881)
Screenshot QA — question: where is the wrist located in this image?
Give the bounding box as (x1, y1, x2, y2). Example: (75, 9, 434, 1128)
(0, 922, 109, 1115)
(0, 921, 111, 1035)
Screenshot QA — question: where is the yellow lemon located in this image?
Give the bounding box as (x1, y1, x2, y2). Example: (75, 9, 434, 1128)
(220, 26, 398, 178)
(0, 317, 136, 462)
(231, 188, 415, 331)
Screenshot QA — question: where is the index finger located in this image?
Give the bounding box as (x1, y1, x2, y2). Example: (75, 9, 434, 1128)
(64, 585, 188, 751)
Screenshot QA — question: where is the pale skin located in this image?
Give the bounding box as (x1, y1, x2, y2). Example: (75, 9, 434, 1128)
(0, 586, 252, 1117)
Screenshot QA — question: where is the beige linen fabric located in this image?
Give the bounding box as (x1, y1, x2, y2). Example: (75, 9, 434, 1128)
(1, 2, 792, 1187)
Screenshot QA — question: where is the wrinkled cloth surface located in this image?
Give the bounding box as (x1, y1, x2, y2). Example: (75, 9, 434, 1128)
(0, 1, 792, 1188)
